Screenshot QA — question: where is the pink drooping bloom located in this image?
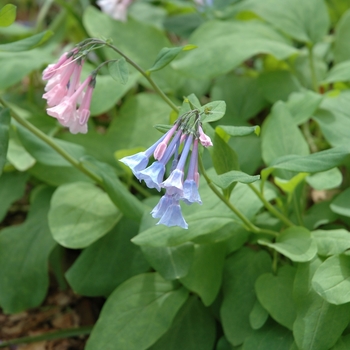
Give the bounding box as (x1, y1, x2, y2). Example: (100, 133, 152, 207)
(97, 0, 133, 22)
(42, 51, 96, 134)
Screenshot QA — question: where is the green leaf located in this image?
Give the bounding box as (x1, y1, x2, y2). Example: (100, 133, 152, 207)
(211, 130, 239, 183)
(211, 171, 260, 189)
(29, 163, 92, 186)
(242, 322, 294, 350)
(255, 266, 297, 330)
(0, 4, 16, 27)
(249, 300, 269, 330)
(85, 273, 189, 350)
(66, 217, 149, 297)
(90, 71, 138, 116)
(240, 0, 329, 43)
(323, 60, 350, 83)
(259, 227, 317, 262)
(274, 172, 308, 194)
(285, 91, 323, 125)
(312, 255, 350, 305)
(0, 187, 56, 313)
(221, 248, 272, 346)
(211, 74, 267, 125)
(312, 229, 350, 256)
(108, 57, 129, 85)
(15, 122, 86, 167)
(306, 168, 342, 190)
(218, 125, 260, 137)
(332, 334, 350, 350)
(172, 20, 297, 79)
(0, 171, 28, 222)
(48, 182, 120, 249)
(200, 101, 226, 123)
(150, 296, 216, 350)
(0, 46, 54, 90)
(313, 91, 350, 148)
(304, 201, 338, 230)
(180, 242, 226, 306)
(261, 101, 309, 167)
(0, 30, 53, 52)
(257, 70, 301, 104)
(330, 188, 350, 217)
(262, 146, 350, 179)
(107, 93, 170, 150)
(334, 9, 350, 63)
(0, 107, 11, 176)
(148, 45, 196, 73)
(141, 243, 194, 281)
(81, 157, 146, 221)
(293, 259, 350, 350)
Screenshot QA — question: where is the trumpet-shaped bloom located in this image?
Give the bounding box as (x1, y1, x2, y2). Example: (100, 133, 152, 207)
(97, 0, 133, 22)
(157, 200, 188, 229)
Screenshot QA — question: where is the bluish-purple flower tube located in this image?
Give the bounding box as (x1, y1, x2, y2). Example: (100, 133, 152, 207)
(161, 134, 193, 195)
(119, 133, 167, 178)
(157, 200, 188, 229)
(138, 129, 182, 190)
(182, 138, 202, 205)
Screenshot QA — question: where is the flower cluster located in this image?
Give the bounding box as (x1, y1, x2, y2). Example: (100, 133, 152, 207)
(42, 50, 95, 134)
(119, 112, 212, 229)
(97, 0, 133, 22)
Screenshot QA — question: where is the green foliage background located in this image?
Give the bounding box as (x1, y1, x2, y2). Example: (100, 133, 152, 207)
(1, 0, 350, 349)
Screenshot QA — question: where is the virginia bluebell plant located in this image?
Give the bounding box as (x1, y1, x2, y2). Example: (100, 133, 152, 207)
(120, 111, 212, 229)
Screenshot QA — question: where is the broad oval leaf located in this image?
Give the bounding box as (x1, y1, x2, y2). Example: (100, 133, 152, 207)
(49, 182, 120, 248)
(0, 187, 56, 313)
(255, 266, 297, 330)
(312, 229, 350, 256)
(85, 273, 189, 350)
(258, 226, 317, 262)
(0, 4, 16, 27)
(312, 255, 350, 305)
(306, 168, 342, 190)
(141, 243, 195, 280)
(323, 60, 350, 83)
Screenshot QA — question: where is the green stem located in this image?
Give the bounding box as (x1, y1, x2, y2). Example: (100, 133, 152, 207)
(35, 0, 54, 33)
(307, 44, 318, 92)
(0, 97, 102, 185)
(248, 183, 295, 227)
(97, 40, 179, 113)
(302, 122, 318, 153)
(292, 192, 304, 226)
(0, 326, 93, 348)
(198, 158, 278, 237)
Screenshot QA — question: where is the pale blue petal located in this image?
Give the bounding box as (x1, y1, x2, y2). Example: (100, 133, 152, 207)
(157, 203, 188, 229)
(182, 179, 202, 205)
(119, 152, 149, 178)
(138, 161, 165, 191)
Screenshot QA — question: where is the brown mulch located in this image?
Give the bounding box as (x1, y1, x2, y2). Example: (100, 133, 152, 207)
(0, 289, 101, 350)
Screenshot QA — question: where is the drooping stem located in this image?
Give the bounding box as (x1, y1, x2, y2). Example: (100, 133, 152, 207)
(198, 157, 278, 237)
(0, 97, 102, 185)
(0, 326, 93, 348)
(93, 39, 179, 113)
(247, 183, 295, 227)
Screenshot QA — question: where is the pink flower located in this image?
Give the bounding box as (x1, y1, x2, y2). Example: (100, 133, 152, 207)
(198, 125, 212, 147)
(97, 0, 133, 22)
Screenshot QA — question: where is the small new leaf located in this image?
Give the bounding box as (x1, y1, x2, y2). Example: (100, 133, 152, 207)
(148, 45, 197, 73)
(108, 57, 129, 85)
(211, 171, 260, 189)
(200, 101, 226, 123)
(218, 125, 260, 137)
(0, 4, 16, 27)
